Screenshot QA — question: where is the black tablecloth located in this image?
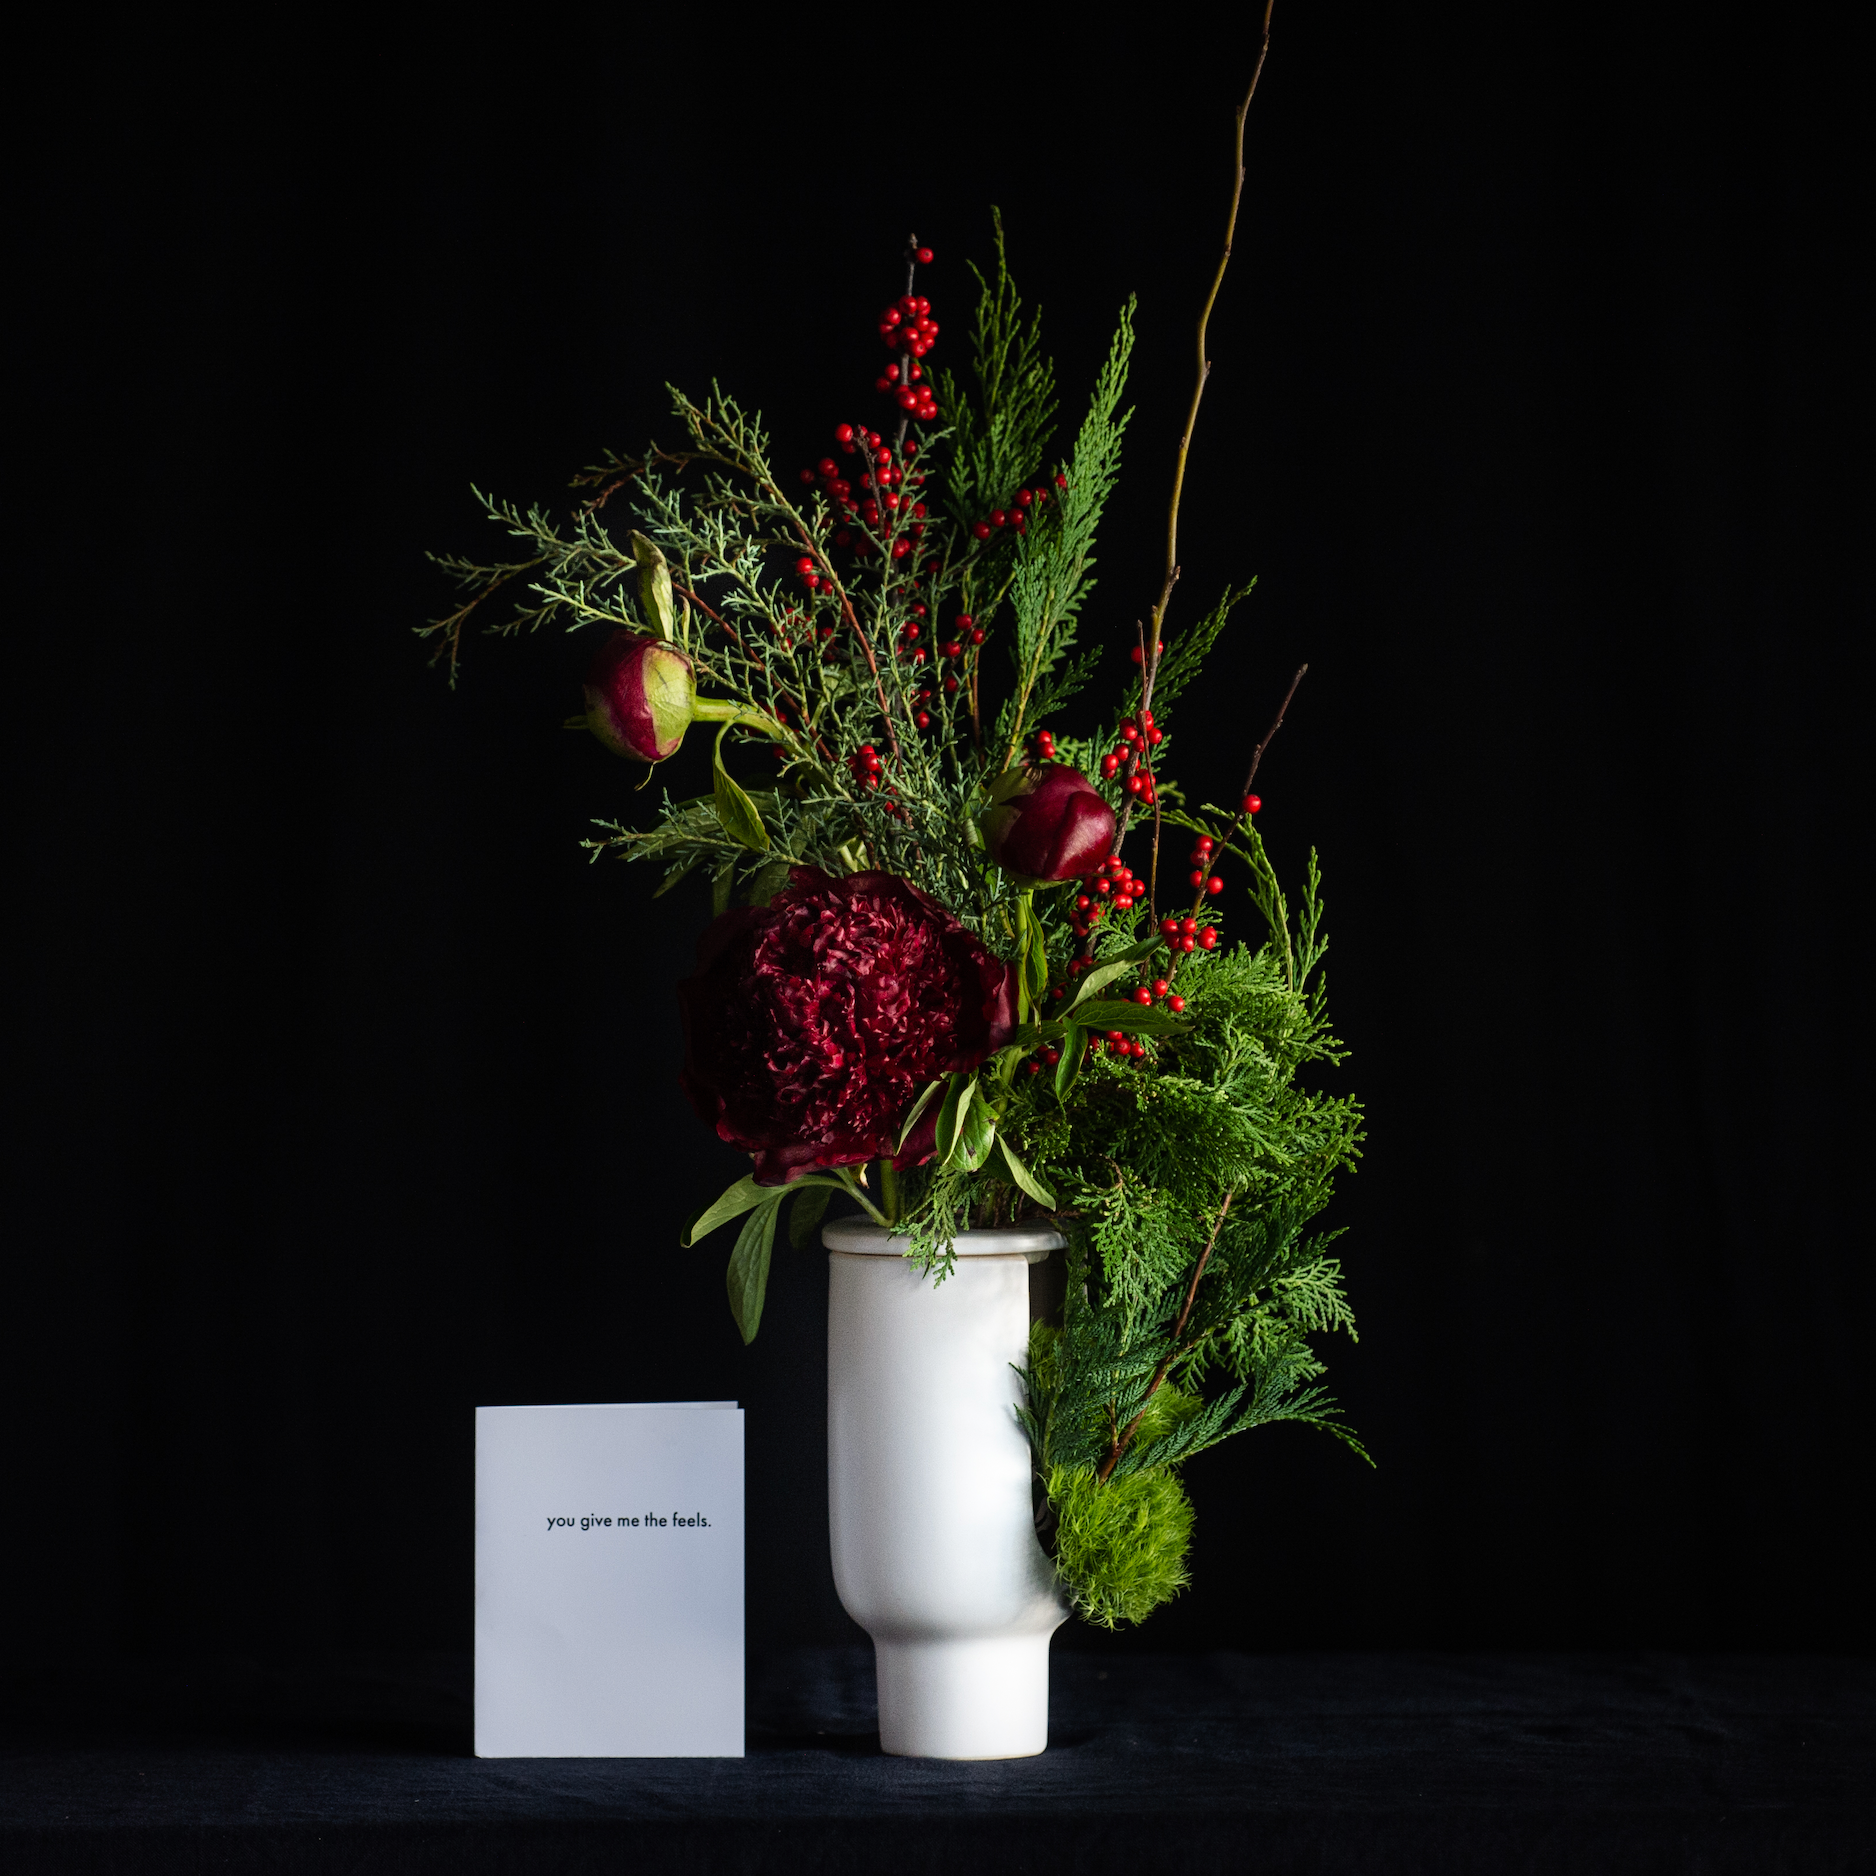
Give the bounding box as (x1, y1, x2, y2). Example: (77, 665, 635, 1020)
(4, 1648, 1871, 1873)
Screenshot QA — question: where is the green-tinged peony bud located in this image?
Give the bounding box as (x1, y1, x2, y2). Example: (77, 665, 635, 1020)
(583, 631, 697, 762)
(631, 532, 677, 640)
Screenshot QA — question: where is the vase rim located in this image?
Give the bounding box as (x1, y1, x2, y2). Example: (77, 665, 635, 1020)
(823, 1217, 1065, 1261)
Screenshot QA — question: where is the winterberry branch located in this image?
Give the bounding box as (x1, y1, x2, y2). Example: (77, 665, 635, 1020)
(1240, 662, 1306, 799)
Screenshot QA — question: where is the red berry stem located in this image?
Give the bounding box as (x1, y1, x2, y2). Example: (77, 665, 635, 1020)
(1238, 661, 1307, 803)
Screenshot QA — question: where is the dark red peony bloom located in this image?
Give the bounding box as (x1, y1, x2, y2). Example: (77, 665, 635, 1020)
(981, 763, 1116, 884)
(678, 868, 1019, 1184)
(583, 630, 697, 763)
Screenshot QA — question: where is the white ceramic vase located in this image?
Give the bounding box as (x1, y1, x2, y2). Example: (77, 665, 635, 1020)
(824, 1215, 1069, 1760)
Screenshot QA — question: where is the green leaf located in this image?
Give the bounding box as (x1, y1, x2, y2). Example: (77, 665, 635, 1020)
(631, 531, 677, 640)
(955, 1093, 998, 1172)
(744, 857, 794, 905)
(651, 856, 702, 900)
(726, 1195, 783, 1343)
(787, 1182, 835, 1251)
(996, 1133, 1055, 1208)
(1055, 1025, 1087, 1104)
(711, 724, 769, 854)
(934, 1073, 973, 1165)
(895, 1079, 945, 1154)
(1020, 896, 1049, 1018)
(1073, 998, 1193, 1036)
(1067, 938, 1161, 1012)
(682, 1173, 772, 1247)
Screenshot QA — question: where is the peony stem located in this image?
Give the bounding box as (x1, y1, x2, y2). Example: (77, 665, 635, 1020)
(878, 1158, 903, 1225)
(836, 1167, 890, 1228)
(691, 698, 787, 738)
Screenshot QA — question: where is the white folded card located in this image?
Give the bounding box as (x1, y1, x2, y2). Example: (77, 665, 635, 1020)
(474, 1402, 744, 1757)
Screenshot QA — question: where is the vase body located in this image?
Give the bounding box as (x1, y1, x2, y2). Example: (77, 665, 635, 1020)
(824, 1217, 1069, 1760)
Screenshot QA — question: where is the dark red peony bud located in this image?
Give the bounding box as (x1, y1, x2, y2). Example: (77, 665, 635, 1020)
(582, 631, 697, 763)
(678, 869, 1018, 1185)
(980, 763, 1117, 886)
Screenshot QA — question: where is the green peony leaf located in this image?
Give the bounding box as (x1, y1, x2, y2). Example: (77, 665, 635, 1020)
(996, 1133, 1055, 1208)
(711, 724, 770, 854)
(726, 1194, 784, 1343)
(1072, 997, 1192, 1036)
(1055, 1024, 1087, 1104)
(682, 1174, 773, 1246)
(787, 1182, 835, 1252)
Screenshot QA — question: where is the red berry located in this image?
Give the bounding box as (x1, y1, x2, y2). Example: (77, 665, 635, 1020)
(1179, 935, 1196, 953)
(943, 675, 958, 694)
(795, 556, 814, 574)
(956, 615, 973, 628)
(1130, 645, 1144, 664)
(1199, 929, 1217, 950)
(1167, 994, 1186, 1014)
(915, 710, 931, 729)
(1195, 837, 1214, 854)
(916, 246, 933, 263)
(1180, 918, 1198, 935)
(1243, 794, 1262, 814)
(971, 522, 991, 540)
(1160, 917, 1179, 936)
(799, 468, 815, 484)
(1206, 876, 1224, 895)
(1132, 987, 1151, 1006)
(1151, 979, 1169, 997)
(1189, 870, 1205, 888)
(1101, 754, 1121, 778)
(990, 509, 1007, 527)
(1043, 1047, 1060, 1066)
(970, 628, 986, 645)
(1055, 473, 1067, 488)
(881, 308, 901, 326)
(1077, 895, 1092, 911)
(1015, 488, 1033, 506)
(835, 424, 855, 444)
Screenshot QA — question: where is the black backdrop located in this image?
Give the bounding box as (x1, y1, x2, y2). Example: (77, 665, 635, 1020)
(10, 4, 1869, 1695)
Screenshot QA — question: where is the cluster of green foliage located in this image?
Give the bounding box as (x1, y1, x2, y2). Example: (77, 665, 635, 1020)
(428, 221, 1365, 1628)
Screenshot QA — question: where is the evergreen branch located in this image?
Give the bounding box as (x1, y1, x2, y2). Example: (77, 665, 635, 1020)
(1096, 1189, 1233, 1483)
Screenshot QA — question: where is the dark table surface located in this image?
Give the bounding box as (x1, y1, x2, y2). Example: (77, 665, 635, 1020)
(4, 1647, 1872, 1874)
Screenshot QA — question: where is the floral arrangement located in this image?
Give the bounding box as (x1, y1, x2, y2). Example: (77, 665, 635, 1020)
(428, 81, 1366, 1628)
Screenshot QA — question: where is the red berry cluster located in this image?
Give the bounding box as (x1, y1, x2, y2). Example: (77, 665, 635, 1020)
(1029, 728, 1057, 762)
(1099, 708, 1162, 803)
(1023, 1044, 1063, 1077)
(1129, 634, 1168, 667)
(1185, 833, 1225, 896)
(1090, 1027, 1150, 1063)
(877, 289, 940, 421)
(1157, 913, 1218, 956)
(969, 472, 1063, 543)
(936, 613, 985, 695)
(849, 743, 884, 789)
(1071, 852, 1143, 940)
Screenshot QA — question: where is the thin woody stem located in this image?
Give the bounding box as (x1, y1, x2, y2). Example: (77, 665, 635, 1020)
(1096, 1190, 1235, 1483)
(1148, 1, 1275, 666)
(1164, 663, 1307, 989)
